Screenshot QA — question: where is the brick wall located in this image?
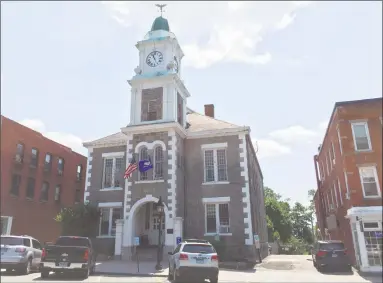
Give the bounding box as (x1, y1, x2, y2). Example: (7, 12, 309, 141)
(313, 98, 382, 264)
(0, 116, 87, 243)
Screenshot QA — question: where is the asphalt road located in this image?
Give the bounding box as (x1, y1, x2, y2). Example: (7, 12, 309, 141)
(1, 255, 381, 282)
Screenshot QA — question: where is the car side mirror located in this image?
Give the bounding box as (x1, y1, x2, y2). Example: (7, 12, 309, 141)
(168, 252, 173, 255)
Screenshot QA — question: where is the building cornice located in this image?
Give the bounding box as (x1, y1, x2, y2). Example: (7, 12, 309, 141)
(186, 127, 250, 139)
(83, 125, 251, 149)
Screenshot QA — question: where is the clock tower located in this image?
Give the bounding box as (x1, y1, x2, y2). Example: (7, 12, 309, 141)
(128, 6, 189, 128)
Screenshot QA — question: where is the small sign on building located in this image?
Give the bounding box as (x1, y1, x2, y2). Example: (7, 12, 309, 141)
(176, 237, 182, 245)
(134, 236, 140, 246)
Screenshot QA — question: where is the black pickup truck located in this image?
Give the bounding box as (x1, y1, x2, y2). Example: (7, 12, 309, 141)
(40, 236, 96, 279)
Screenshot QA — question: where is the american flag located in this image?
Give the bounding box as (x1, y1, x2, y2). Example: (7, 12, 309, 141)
(124, 156, 138, 179)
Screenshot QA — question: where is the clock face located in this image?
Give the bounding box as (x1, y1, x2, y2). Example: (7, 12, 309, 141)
(146, 51, 164, 67)
(174, 56, 179, 73)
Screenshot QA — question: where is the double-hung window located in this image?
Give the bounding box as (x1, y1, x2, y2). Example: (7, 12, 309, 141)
(331, 142, 336, 165)
(202, 143, 228, 183)
(325, 156, 330, 175)
(99, 206, 123, 237)
(351, 122, 372, 151)
(358, 166, 381, 198)
(102, 152, 124, 189)
(203, 198, 230, 235)
(154, 146, 164, 180)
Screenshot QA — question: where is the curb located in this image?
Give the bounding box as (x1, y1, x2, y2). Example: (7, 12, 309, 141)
(95, 271, 168, 278)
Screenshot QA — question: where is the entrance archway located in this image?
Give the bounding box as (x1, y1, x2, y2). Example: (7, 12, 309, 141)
(125, 195, 171, 247)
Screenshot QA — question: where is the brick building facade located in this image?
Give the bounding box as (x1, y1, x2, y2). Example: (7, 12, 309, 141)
(0, 116, 87, 243)
(313, 98, 382, 273)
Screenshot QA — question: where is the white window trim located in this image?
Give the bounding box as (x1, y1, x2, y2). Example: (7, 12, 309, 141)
(358, 166, 382, 198)
(333, 183, 339, 208)
(320, 162, 325, 180)
(202, 146, 228, 184)
(336, 126, 343, 155)
(331, 142, 336, 164)
(330, 187, 335, 207)
(203, 201, 232, 236)
(337, 178, 343, 206)
(98, 206, 122, 238)
(201, 143, 228, 150)
(1, 216, 13, 235)
(101, 154, 124, 190)
(328, 150, 332, 171)
(326, 193, 330, 213)
(344, 171, 350, 199)
(325, 156, 330, 175)
(363, 221, 382, 231)
(351, 122, 372, 152)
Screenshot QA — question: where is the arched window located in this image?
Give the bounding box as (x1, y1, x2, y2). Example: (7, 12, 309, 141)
(139, 147, 148, 180)
(154, 146, 163, 180)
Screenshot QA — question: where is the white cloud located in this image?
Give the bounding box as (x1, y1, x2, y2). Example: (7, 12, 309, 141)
(252, 138, 292, 159)
(19, 119, 86, 156)
(101, 1, 312, 68)
(268, 125, 319, 144)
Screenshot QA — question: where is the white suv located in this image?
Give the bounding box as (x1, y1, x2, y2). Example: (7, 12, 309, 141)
(168, 239, 219, 283)
(1, 235, 43, 274)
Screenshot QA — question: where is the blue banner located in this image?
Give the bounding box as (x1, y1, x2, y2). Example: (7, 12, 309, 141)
(139, 157, 153, 172)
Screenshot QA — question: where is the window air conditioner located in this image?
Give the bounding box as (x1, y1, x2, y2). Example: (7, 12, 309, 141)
(219, 225, 230, 234)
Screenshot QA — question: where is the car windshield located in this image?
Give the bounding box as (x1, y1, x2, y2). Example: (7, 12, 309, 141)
(55, 237, 90, 247)
(182, 244, 215, 254)
(320, 242, 345, 250)
(1, 237, 24, 246)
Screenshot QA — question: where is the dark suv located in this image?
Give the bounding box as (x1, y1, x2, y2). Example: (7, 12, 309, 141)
(312, 240, 352, 272)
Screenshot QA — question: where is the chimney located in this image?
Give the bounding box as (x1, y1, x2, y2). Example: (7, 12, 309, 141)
(204, 104, 215, 118)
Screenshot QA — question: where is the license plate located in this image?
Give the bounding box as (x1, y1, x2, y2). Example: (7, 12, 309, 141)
(59, 262, 69, 267)
(332, 254, 338, 258)
(196, 258, 204, 264)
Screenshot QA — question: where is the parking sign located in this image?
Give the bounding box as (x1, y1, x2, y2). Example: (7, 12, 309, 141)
(176, 237, 182, 244)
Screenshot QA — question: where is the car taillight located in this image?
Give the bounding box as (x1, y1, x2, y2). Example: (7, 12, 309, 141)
(15, 247, 26, 253)
(211, 254, 218, 261)
(344, 249, 348, 255)
(83, 249, 89, 261)
(42, 248, 46, 259)
(316, 250, 327, 257)
(179, 253, 188, 260)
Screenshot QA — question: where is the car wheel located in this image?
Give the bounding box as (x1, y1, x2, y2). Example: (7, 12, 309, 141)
(210, 277, 218, 283)
(20, 258, 32, 275)
(168, 264, 173, 280)
(90, 264, 96, 275)
(313, 261, 317, 267)
(173, 266, 180, 283)
(82, 268, 90, 279)
(41, 270, 50, 278)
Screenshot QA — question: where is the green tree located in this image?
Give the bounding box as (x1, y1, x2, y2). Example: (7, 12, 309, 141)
(264, 187, 292, 243)
(290, 202, 313, 244)
(54, 203, 101, 237)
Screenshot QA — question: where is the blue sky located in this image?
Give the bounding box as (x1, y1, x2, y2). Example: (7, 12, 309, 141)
(1, 1, 381, 205)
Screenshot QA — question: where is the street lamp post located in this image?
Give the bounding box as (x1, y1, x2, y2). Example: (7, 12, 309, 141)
(155, 196, 164, 271)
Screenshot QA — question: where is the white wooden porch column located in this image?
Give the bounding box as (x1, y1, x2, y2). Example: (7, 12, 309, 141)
(114, 219, 124, 258)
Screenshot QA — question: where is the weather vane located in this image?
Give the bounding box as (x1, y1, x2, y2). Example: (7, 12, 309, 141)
(155, 4, 167, 16)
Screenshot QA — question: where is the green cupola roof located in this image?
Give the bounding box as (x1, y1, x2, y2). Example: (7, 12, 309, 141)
(151, 16, 170, 32)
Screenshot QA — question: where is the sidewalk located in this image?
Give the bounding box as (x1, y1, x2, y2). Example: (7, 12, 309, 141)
(95, 260, 169, 277)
